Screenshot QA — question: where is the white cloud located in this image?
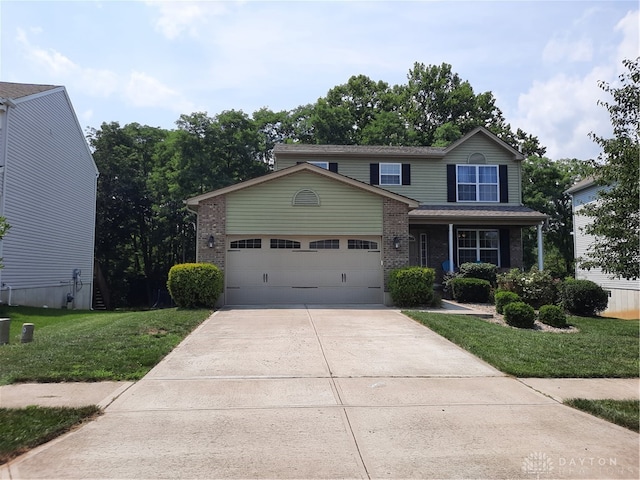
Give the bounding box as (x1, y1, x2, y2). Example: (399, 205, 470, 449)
(124, 71, 196, 113)
(542, 38, 593, 63)
(614, 9, 639, 67)
(512, 9, 639, 159)
(145, 0, 228, 39)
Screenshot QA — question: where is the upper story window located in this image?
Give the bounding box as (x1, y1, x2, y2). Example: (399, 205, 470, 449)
(308, 161, 328, 169)
(457, 165, 499, 202)
(380, 163, 401, 185)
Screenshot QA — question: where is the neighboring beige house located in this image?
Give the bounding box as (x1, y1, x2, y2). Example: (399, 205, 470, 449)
(186, 127, 547, 306)
(566, 177, 639, 319)
(0, 82, 98, 309)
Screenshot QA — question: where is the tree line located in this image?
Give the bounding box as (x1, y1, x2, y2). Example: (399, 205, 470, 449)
(88, 60, 638, 308)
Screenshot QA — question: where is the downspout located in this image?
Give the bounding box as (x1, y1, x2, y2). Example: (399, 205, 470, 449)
(0, 99, 15, 298)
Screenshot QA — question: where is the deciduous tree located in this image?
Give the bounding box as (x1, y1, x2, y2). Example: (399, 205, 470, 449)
(580, 58, 640, 280)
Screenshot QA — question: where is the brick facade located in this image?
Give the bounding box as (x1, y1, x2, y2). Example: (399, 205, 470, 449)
(382, 198, 411, 289)
(196, 194, 226, 270)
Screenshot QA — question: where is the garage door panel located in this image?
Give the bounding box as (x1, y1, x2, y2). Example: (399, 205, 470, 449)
(226, 236, 383, 305)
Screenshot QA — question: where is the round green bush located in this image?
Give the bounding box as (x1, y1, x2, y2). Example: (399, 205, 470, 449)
(560, 279, 608, 317)
(449, 277, 491, 303)
(388, 267, 435, 307)
(538, 304, 567, 328)
(494, 290, 521, 314)
(503, 301, 536, 329)
(167, 263, 223, 308)
(459, 262, 498, 286)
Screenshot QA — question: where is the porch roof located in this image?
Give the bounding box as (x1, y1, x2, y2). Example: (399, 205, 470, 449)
(409, 205, 547, 226)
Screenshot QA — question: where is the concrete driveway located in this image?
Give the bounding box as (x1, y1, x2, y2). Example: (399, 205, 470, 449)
(3, 307, 638, 479)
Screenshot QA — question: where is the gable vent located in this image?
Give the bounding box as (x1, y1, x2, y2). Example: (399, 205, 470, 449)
(293, 189, 320, 206)
(468, 152, 486, 164)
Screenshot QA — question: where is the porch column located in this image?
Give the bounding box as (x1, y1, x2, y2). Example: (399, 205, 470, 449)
(448, 223, 454, 272)
(537, 222, 544, 271)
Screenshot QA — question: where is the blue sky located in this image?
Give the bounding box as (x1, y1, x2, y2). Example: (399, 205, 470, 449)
(1, 1, 638, 159)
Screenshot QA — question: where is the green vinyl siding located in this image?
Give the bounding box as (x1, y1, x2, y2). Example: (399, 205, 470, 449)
(275, 134, 522, 205)
(227, 171, 383, 235)
(443, 135, 521, 206)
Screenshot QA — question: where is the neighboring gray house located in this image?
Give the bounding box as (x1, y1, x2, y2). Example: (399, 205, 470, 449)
(186, 127, 547, 306)
(567, 177, 639, 319)
(0, 82, 98, 309)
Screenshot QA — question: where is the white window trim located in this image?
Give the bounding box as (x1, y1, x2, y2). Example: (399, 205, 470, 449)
(457, 229, 500, 266)
(379, 163, 401, 185)
(456, 164, 499, 202)
(308, 161, 328, 169)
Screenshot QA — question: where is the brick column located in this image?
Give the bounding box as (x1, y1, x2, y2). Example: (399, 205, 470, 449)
(196, 195, 226, 271)
(382, 198, 411, 290)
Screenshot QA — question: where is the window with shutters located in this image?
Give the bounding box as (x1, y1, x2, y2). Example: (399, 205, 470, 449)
(457, 230, 499, 265)
(308, 161, 328, 169)
(380, 163, 401, 185)
(457, 165, 499, 202)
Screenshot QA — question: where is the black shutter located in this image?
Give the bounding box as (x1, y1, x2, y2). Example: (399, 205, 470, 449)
(328, 162, 338, 173)
(370, 163, 379, 185)
(500, 229, 511, 268)
(499, 165, 509, 203)
(447, 164, 456, 202)
(402, 164, 411, 185)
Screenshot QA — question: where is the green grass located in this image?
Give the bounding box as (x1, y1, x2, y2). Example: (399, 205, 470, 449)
(564, 399, 640, 432)
(0, 405, 101, 464)
(0, 307, 212, 385)
(405, 311, 639, 377)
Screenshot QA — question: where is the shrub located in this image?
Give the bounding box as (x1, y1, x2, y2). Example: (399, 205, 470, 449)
(449, 277, 491, 303)
(503, 301, 536, 329)
(167, 263, 223, 308)
(388, 267, 435, 307)
(560, 279, 609, 317)
(459, 262, 498, 286)
(497, 268, 559, 309)
(538, 304, 568, 328)
(494, 290, 522, 314)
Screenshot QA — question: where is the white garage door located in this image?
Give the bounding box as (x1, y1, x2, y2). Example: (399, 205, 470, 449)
(226, 236, 383, 305)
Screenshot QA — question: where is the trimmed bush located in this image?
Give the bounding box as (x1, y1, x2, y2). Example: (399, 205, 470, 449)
(449, 277, 491, 303)
(459, 262, 498, 286)
(538, 304, 568, 328)
(561, 279, 609, 317)
(388, 267, 435, 307)
(503, 301, 536, 329)
(167, 263, 223, 308)
(497, 268, 559, 309)
(494, 290, 522, 314)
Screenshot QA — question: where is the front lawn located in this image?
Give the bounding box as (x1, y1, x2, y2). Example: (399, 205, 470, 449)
(0, 307, 211, 385)
(0, 406, 101, 464)
(405, 311, 639, 377)
(564, 399, 640, 432)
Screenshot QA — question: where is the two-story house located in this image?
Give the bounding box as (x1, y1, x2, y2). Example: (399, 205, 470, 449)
(0, 82, 99, 309)
(185, 127, 546, 305)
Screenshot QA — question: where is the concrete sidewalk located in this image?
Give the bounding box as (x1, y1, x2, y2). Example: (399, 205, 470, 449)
(1, 306, 638, 479)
